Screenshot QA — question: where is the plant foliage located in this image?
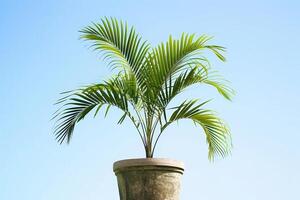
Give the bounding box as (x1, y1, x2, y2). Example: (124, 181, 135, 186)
(53, 17, 234, 160)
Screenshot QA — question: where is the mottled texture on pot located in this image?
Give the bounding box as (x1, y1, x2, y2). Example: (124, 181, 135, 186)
(113, 158, 184, 200)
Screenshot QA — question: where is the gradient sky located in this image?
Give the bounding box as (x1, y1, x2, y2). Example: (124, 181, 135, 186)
(1, 0, 300, 199)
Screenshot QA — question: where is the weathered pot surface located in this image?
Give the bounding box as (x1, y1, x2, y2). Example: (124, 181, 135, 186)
(113, 158, 184, 200)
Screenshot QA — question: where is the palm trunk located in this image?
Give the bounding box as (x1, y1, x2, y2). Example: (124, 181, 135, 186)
(145, 146, 152, 158)
(145, 110, 153, 158)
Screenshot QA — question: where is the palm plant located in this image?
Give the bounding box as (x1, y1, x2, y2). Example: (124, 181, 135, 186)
(53, 17, 234, 160)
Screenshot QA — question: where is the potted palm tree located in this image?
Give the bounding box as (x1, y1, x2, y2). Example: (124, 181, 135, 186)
(53, 17, 234, 200)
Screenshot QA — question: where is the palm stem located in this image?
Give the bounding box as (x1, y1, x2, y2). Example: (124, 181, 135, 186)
(149, 116, 160, 151)
(151, 130, 164, 157)
(127, 115, 146, 148)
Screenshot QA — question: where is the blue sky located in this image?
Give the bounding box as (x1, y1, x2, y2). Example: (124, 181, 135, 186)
(1, 0, 299, 199)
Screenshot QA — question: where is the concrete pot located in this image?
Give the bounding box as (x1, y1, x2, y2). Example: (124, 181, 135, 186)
(113, 158, 184, 200)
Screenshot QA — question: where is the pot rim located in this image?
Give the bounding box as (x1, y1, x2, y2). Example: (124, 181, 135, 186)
(113, 158, 184, 172)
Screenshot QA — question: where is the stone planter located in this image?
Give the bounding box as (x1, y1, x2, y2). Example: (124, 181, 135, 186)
(113, 158, 184, 200)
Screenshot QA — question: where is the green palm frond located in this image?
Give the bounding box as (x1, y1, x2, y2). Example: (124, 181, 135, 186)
(202, 72, 235, 100)
(156, 66, 207, 108)
(157, 67, 234, 108)
(158, 100, 231, 160)
(192, 112, 231, 160)
(145, 34, 228, 107)
(145, 34, 209, 94)
(80, 17, 150, 87)
(53, 82, 131, 144)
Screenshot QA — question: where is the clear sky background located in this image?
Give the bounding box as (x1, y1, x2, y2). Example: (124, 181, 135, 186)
(1, 0, 299, 199)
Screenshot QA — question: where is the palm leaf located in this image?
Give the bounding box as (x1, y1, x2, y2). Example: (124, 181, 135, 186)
(157, 67, 234, 108)
(53, 82, 131, 144)
(145, 33, 228, 108)
(160, 100, 231, 160)
(80, 17, 150, 88)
